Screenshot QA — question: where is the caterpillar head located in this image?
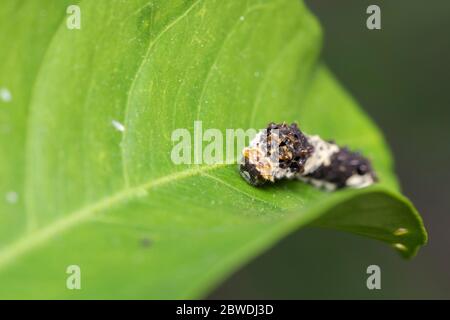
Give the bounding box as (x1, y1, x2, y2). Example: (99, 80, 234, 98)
(239, 122, 313, 186)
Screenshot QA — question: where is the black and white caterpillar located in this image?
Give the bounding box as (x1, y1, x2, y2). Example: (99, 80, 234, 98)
(239, 122, 377, 191)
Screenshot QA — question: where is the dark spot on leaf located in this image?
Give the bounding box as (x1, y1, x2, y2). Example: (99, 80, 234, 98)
(140, 237, 152, 248)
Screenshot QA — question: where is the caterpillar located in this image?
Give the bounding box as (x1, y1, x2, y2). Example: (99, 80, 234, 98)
(239, 122, 377, 191)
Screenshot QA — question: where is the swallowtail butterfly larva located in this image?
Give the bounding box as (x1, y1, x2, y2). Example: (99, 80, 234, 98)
(240, 122, 377, 191)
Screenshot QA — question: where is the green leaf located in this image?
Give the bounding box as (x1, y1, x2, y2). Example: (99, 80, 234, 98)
(0, 0, 426, 298)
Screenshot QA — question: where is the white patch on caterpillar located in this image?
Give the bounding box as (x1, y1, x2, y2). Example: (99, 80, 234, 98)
(247, 131, 264, 148)
(242, 130, 292, 182)
(323, 181, 337, 191)
(299, 177, 337, 191)
(346, 173, 374, 188)
(303, 135, 339, 175)
(242, 131, 273, 181)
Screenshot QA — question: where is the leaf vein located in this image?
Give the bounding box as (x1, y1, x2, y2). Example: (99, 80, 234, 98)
(195, 2, 276, 120)
(249, 28, 305, 126)
(120, 0, 204, 187)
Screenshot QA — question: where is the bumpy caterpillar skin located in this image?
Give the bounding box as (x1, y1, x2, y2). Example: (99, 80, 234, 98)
(239, 123, 377, 190)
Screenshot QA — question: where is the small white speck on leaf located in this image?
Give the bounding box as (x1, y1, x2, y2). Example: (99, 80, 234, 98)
(5, 191, 18, 204)
(112, 120, 125, 132)
(240, 16, 245, 21)
(0, 87, 12, 103)
(393, 228, 408, 236)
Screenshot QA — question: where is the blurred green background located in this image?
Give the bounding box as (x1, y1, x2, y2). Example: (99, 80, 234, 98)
(211, 0, 450, 299)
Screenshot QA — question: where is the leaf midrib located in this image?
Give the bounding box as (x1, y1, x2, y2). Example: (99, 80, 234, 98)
(0, 163, 228, 272)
